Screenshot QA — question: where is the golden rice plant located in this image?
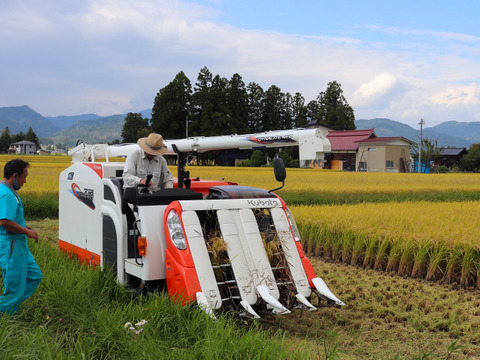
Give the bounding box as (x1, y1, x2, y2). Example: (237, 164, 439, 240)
(292, 201, 480, 287)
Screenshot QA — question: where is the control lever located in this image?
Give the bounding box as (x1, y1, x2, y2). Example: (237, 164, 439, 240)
(141, 174, 153, 193)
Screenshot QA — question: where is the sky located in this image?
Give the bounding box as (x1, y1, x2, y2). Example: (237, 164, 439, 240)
(1, 0, 479, 128)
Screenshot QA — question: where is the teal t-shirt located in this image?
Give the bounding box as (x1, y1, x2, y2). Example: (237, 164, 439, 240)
(0, 183, 26, 238)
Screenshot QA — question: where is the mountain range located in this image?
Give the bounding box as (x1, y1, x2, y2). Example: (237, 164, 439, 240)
(0, 105, 478, 149)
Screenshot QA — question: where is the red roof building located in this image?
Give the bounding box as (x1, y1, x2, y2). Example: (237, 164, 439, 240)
(327, 129, 376, 151)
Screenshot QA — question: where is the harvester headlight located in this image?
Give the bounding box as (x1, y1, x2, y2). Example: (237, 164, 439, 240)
(167, 209, 187, 250)
(285, 207, 301, 242)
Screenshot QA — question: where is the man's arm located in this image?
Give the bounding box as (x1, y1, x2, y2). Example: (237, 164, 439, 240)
(0, 219, 39, 242)
(159, 157, 174, 189)
(122, 152, 142, 187)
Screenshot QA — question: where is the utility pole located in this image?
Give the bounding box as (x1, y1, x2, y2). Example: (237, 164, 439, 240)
(186, 115, 189, 138)
(418, 118, 425, 173)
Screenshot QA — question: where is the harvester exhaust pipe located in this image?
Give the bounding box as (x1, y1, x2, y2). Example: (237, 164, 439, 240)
(312, 278, 345, 306)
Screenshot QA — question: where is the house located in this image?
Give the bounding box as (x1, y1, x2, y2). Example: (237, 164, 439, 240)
(356, 137, 415, 172)
(325, 129, 376, 171)
(434, 148, 467, 169)
(8, 140, 37, 155)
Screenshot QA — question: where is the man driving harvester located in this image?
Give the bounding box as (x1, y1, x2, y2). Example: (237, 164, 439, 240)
(123, 133, 173, 191)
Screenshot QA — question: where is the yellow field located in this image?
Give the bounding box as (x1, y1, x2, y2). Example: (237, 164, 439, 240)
(291, 201, 480, 249)
(3, 154, 480, 286)
(2, 154, 479, 195)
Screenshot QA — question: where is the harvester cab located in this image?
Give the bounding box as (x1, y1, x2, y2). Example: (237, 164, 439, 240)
(59, 129, 344, 318)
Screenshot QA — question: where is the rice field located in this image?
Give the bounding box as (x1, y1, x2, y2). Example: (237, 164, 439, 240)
(292, 202, 480, 287)
(2, 154, 480, 287)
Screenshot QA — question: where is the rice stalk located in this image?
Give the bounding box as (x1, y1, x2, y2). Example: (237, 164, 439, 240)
(363, 237, 378, 269)
(398, 239, 416, 276)
(426, 243, 448, 281)
(386, 240, 402, 273)
(444, 245, 463, 283)
(460, 247, 478, 287)
(411, 241, 430, 278)
(350, 233, 367, 266)
(374, 239, 391, 271)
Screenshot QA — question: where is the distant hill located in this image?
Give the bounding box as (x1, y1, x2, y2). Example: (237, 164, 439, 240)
(2, 104, 479, 149)
(46, 114, 101, 130)
(0, 105, 59, 137)
(355, 118, 473, 148)
(49, 114, 125, 147)
(48, 109, 152, 146)
(428, 121, 480, 144)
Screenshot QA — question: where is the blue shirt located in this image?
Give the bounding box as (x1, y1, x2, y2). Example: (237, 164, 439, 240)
(0, 183, 26, 240)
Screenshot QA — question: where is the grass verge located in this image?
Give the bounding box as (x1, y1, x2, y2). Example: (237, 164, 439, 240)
(0, 220, 303, 360)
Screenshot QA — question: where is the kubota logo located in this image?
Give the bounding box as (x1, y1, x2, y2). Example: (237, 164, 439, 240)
(70, 183, 95, 210)
(247, 135, 295, 144)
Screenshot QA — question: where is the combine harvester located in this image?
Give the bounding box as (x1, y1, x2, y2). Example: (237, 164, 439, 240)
(59, 128, 344, 318)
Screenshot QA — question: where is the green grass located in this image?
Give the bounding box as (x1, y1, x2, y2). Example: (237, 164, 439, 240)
(278, 189, 480, 206)
(22, 193, 58, 220)
(0, 220, 303, 360)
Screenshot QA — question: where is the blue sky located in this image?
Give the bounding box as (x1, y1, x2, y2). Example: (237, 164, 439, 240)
(1, 0, 479, 128)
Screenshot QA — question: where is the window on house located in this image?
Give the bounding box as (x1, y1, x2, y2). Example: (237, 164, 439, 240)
(386, 160, 394, 168)
(368, 147, 376, 152)
(359, 162, 367, 171)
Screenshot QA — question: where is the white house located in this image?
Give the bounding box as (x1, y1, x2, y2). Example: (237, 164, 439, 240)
(8, 140, 37, 155)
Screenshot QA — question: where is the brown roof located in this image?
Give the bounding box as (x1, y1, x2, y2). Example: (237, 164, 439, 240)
(356, 136, 415, 145)
(327, 129, 376, 151)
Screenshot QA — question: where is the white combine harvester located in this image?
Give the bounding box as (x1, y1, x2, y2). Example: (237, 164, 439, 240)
(59, 128, 343, 318)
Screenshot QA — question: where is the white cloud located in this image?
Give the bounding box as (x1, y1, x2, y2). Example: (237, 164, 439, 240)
(352, 73, 399, 107)
(431, 83, 480, 106)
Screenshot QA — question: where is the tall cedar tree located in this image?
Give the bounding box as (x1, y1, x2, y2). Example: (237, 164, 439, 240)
(226, 73, 250, 134)
(151, 71, 192, 139)
(315, 81, 355, 130)
(121, 112, 150, 142)
(26, 127, 40, 149)
(247, 82, 264, 133)
(0, 127, 12, 153)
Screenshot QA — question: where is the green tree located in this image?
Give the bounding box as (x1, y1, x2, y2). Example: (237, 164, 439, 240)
(247, 82, 264, 133)
(121, 112, 150, 143)
(0, 127, 12, 153)
(26, 127, 40, 149)
(306, 100, 320, 123)
(152, 71, 192, 139)
(412, 138, 444, 172)
(291, 93, 308, 128)
(250, 149, 266, 167)
(460, 143, 480, 172)
(226, 73, 249, 134)
(11, 131, 25, 143)
(315, 81, 355, 130)
(261, 85, 285, 132)
(192, 69, 230, 137)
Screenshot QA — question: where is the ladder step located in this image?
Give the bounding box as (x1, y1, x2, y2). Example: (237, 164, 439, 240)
(211, 264, 232, 269)
(217, 280, 237, 285)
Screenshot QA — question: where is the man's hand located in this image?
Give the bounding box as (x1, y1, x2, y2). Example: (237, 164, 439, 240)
(26, 225, 39, 243)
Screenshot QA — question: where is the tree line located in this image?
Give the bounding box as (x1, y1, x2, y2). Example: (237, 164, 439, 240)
(0, 126, 40, 153)
(121, 66, 355, 142)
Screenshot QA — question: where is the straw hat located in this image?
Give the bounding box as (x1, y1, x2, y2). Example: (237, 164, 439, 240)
(137, 133, 168, 156)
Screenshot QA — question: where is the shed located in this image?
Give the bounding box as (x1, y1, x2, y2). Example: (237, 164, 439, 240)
(434, 148, 467, 169)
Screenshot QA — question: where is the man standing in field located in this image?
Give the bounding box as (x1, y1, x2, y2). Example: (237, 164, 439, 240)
(0, 159, 43, 316)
